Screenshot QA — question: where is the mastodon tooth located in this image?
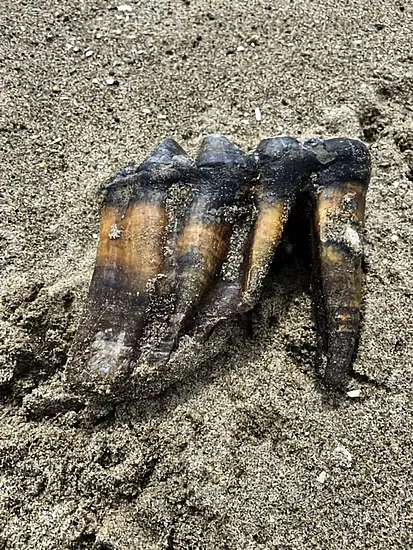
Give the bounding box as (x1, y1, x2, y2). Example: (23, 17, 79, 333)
(65, 138, 193, 394)
(148, 134, 253, 364)
(305, 137, 371, 388)
(242, 137, 313, 307)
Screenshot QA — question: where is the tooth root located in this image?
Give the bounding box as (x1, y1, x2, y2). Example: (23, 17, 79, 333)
(243, 137, 310, 306)
(66, 138, 192, 392)
(149, 134, 253, 364)
(243, 196, 289, 304)
(187, 212, 254, 340)
(308, 138, 371, 387)
(176, 135, 250, 316)
(173, 231, 226, 314)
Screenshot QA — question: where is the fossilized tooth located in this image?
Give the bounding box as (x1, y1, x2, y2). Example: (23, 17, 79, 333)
(148, 134, 253, 363)
(242, 137, 315, 307)
(66, 138, 193, 392)
(305, 137, 371, 388)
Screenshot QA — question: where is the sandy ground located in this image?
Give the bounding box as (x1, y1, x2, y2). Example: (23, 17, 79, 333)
(1, 0, 413, 548)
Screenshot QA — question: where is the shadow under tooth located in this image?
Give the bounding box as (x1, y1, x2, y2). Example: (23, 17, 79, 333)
(242, 137, 313, 307)
(306, 137, 371, 388)
(148, 134, 252, 364)
(65, 138, 192, 394)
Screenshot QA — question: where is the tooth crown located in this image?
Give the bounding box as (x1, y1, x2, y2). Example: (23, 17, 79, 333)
(255, 137, 315, 199)
(305, 138, 371, 185)
(66, 134, 371, 398)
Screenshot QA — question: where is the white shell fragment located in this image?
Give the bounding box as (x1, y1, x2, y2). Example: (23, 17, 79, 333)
(333, 445, 353, 468)
(109, 224, 122, 240)
(347, 389, 361, 398)
(255, 107, 262, 122)
(344, 225, 361, 253)
(316, 471, 328, 485)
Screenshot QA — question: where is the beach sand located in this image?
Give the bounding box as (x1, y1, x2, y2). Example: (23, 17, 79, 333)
(0, 0, 412, 548)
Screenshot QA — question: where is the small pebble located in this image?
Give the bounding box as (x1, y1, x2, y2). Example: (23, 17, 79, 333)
(85, 49, 94, 58)
(237, 45, 245, 52)
(316, 471, 328, 484)
(347, 389, 361, 398)
(255, 107, 262, 122)
(117, 4, 133, 11)
(247, 34, 259, 46)
(142, 108, 151, 114)
(333, 445, 353, 468)
(105, 77, 117, 86)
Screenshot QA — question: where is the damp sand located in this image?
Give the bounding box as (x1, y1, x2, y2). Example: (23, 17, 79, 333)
(0, 1, 412, 548)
